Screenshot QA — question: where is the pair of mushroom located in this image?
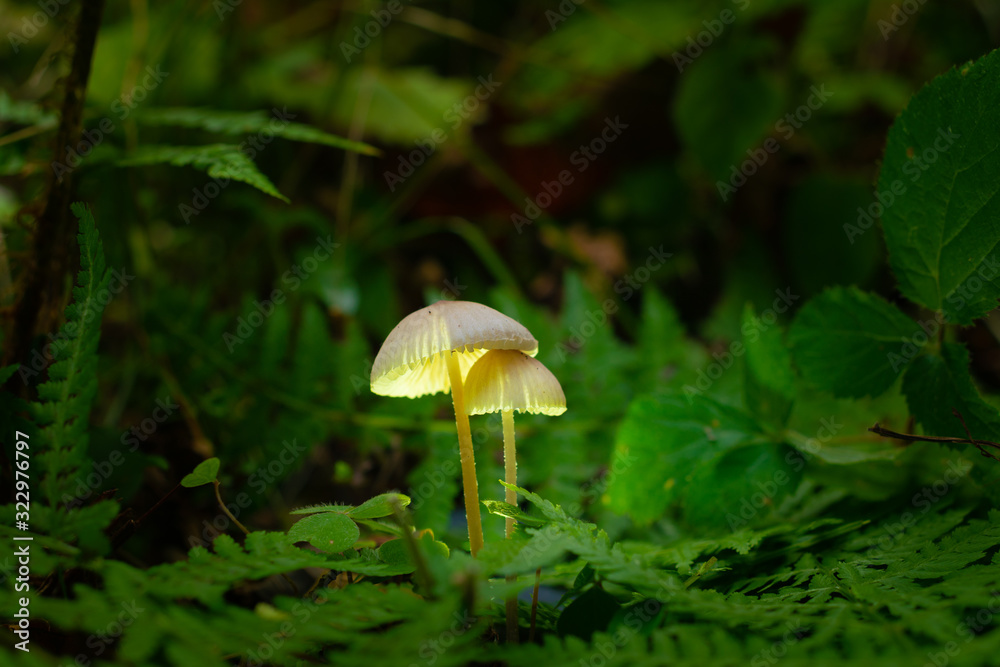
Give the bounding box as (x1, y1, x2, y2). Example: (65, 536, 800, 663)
(370, 300, 566, 558)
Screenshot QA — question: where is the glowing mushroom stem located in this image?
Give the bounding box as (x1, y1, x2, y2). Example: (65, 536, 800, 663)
(465, 349, 565, 646)
(502, 408, 518, 642)
(502, 409, 517, 538)
(446, 351, 485, 558)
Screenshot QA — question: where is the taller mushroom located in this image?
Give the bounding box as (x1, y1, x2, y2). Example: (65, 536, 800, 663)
(370, 300, 538, 556)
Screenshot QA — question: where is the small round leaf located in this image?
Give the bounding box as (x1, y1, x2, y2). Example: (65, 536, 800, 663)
(289, 513, 359, 553)
(181, 458, 220, 488)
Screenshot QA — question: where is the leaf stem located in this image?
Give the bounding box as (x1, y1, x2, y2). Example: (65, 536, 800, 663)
(529, 567, 541, 643)
(213, 480, 251, 535)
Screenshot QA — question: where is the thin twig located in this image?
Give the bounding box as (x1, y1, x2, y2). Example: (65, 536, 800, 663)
(134, 482, 181, 526)
(529, 567, 541, 643)
(868, 417, 1000, 463)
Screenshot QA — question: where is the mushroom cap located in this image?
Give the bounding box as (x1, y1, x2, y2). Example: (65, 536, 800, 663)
(371, 301, 539, 398)
(463, 349, 566, 416)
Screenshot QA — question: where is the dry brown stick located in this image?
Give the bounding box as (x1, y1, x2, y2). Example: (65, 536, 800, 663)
(5, 0, 107, 369)
(869, 413, 1000, 463)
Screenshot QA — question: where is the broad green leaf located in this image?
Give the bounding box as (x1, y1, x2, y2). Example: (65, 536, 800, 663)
(288, 513, 360, 553)
(606, 393, 761, 524)
(878, 48, 1000, 324)
(684, 442, 802, 531)
(783, 174, 880, 296)
(134, 107, 380, 155)
(180, 458, 220, 488)
(116, 144, 289, 202)
(742, 304, 795, 429)
(347, 492, 412, 519)
(674, 40, 785, 184)
(376, 535, 450, 575)
(902, 342, 1000, 442)
(636, 287, 693, 392)
(789, 286, 918, 398)
(332, 68, 473, 146)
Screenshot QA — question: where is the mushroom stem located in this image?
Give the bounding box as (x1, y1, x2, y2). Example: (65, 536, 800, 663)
(502, 409, 517, 538)
(502, 408, 518, 643)
(446, 352, 485, 557)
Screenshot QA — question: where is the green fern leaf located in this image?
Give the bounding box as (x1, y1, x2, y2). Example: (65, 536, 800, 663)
(33, 204, 112, 514)
(134, 107, 380, 155)
(116, 144, 289, 202)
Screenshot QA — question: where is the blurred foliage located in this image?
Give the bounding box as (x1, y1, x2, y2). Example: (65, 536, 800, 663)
(3, 0, 1000, 665)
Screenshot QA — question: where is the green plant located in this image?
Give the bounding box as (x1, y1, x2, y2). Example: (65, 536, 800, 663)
(6, 2, 1000, 665)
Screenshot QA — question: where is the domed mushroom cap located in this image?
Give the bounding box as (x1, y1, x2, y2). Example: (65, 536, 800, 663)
(371, 301, 539, 398)
(464, 349, 566, 416)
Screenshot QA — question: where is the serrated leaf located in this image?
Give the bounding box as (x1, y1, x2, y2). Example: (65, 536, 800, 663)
(606, 393, 761, 524)
(116, 144, 289, 202)
(879, 48, 1000, 324)
(683, 442, 801, 531)
(288, 513, 359, 553)
(181, 458, 220, 487)
(789, 286, 918, 398)
(134, 107, 380, 155)
(902, 342, 1000, 442)
(743, 304, 795, 429)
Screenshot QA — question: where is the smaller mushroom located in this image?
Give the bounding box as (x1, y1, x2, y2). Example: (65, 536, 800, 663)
(463, 349, 566, 643)
(370, 301, 538, 558)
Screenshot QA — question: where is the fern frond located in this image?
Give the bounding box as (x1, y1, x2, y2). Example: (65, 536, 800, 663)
(116, 144, 289, 201)
(33, 203, 112, 511)
(134, 107, 380, 155)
